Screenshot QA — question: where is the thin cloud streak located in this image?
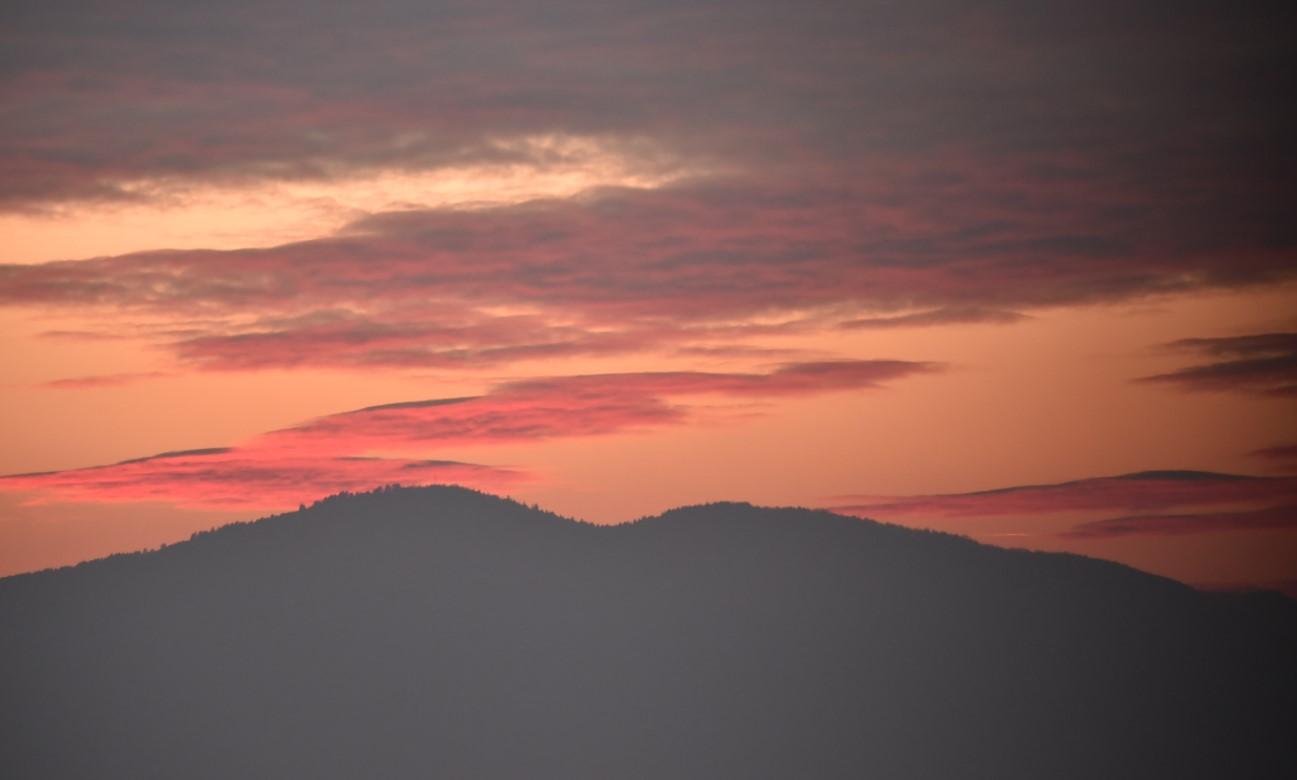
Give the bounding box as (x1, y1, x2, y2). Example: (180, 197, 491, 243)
(1250, 443, 1297, 471)
(840, 307, 1028, 330)
(829, 471, 1297, 520)
(272, 359, 937, 450)
(0, 448, 522, 510)
(1063, 504, 1297, 539)
(39, 371, 170, 389)
(1138, 333, 1297, 397)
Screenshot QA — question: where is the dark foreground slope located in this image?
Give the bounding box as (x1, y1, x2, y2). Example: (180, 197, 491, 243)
(2, 487, 1294, 779)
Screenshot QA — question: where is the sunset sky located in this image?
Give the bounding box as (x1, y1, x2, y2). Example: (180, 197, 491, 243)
(2, 0, 1295, 594)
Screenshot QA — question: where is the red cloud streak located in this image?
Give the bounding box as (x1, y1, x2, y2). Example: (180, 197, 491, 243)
(0, 449, 522, 511)
(270, 360, 935, 451)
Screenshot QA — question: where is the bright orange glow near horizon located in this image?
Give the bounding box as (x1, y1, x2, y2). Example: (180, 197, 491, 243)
(2, 0, 1295, 597)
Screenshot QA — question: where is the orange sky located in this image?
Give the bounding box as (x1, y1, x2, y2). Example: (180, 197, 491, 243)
(4, 265, 1293, 589)
(2, 0, 1295, 594)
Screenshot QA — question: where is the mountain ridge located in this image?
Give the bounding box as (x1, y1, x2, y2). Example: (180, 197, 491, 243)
(2, 484, 1294, 779)
(0, 484, 1236, 596)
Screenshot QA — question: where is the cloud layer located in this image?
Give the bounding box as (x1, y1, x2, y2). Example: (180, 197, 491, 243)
(3, 1, 1293, 211)
(4, 1, 1296, 375)
(6, 177, 1295, 375)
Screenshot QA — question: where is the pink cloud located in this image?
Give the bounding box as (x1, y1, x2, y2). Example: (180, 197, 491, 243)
(3, 164, 1295, 374)
(271, 360, 935, 451)
(2, 360, 931, 510)
(829, 471, 1297, 520)
(0, 448, 521, 511)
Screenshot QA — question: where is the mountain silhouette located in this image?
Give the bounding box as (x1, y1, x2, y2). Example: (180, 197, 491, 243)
(2, 485, 1294, 779)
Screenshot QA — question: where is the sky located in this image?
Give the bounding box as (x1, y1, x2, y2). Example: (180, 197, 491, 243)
(2, 0, 1295, 594)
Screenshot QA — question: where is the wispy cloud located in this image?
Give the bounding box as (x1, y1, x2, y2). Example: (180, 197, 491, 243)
(0, 448, 522, 510)
(828, 471, 1296, 520)
(271, 359, 937, 450)
(1063, 504, 1297, 539)
(1138, 333, 1297, 397)
(840, 307, 1028, 330)
(39, 371, 170, 389)
(1250, 443, 1297, 471)
(828, 471, 1297, 540)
